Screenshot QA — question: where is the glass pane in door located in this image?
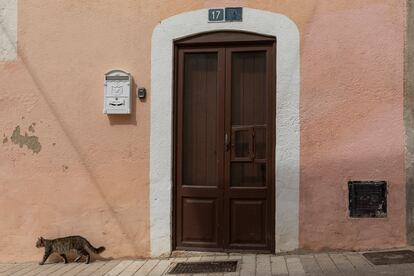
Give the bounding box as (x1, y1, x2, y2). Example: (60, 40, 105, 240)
(182, 53, 219, 187)
(231, 51, 267, 125)
(231, 163, 266, 187)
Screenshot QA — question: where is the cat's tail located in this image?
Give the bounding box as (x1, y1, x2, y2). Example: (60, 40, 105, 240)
(85, 241, 106, 254)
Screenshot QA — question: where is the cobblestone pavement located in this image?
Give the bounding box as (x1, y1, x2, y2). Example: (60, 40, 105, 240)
(2, 250, 414, 275)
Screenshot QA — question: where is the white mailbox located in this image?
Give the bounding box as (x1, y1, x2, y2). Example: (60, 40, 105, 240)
(103, 69, 131, 114)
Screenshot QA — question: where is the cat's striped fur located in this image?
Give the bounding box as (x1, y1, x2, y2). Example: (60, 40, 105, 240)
(36, 236, 105, 264)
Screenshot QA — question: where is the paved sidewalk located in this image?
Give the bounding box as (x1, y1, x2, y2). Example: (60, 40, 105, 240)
(1, 251, 414, 275)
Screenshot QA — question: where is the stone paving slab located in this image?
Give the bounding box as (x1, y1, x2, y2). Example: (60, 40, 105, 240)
(3, 251, 414, 275)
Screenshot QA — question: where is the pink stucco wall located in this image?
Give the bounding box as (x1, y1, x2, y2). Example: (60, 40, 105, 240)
(0, 0, 406, 262)
(300, 1, 406, 250)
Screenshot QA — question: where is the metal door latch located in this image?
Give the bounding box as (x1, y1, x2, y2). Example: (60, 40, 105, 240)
(225, 133, 230, 151)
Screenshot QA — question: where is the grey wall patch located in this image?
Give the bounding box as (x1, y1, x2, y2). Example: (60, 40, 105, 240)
(10, 125, 42, 154)
(0, 0, 17, 61)
(406, 0, 414, 245)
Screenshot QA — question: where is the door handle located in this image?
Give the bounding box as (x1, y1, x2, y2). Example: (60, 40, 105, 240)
(225, 133, 230, 151)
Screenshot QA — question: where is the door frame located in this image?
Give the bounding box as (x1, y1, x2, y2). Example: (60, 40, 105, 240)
(172, 31, 276, 252)
(150, 8, 300, 257)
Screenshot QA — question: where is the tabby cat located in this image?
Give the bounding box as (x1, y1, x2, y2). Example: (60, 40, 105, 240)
(35, 236, 105, 265)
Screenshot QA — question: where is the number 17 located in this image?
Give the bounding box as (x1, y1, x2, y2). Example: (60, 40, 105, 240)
(212, 10, 222, 20)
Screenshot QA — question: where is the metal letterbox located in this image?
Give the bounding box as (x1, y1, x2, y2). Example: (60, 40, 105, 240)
(104, 69, 131, 114)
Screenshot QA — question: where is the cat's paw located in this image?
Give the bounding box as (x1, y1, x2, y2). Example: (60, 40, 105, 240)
(74, 257, 81, 263)
(38, 262, 44, 265)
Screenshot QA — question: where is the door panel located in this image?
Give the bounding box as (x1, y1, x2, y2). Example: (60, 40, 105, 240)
(182, 198, 217, 243)
(176, 49, 225, 249)
(224, 47, 274, 250)
(230, 199, 266, 245)
(175, 40, 275, 252)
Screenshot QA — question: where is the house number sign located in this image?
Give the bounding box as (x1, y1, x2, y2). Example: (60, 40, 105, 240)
(208, 7, 243, 22)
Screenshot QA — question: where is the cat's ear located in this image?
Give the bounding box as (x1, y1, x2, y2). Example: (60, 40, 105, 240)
(39, 237, 44, 241)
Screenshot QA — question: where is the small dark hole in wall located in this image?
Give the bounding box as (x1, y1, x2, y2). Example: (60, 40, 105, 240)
(348, 181, 387, 218)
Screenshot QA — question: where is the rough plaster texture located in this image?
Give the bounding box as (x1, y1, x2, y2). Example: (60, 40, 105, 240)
(300, 1, 406, 250)
(0, 1, 151, 262)
(406, 0, 414, 244)
(0, 0, 407, 262)
(150, 8, 300, 257)
(0, 0, 16, 60)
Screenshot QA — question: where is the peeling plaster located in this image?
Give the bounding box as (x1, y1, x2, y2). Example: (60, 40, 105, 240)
(28, 125, 35, 133)
(10, 125, 42, 154)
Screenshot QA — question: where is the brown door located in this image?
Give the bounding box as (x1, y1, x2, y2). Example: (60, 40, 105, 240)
(174, 32, 275, 252)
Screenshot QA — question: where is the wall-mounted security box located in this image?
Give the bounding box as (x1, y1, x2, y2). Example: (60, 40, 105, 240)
(104, 69, 131, 114)
(349, 181, 387, 218)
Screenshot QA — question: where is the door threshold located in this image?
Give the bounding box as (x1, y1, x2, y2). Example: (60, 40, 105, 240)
(171, 249, 273, 258)
(171, 250, 229, 258)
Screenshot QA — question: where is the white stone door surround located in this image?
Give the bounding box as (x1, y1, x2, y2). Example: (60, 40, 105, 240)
(150, 7, 300, 257)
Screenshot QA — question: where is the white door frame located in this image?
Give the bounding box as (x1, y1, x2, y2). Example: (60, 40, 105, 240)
(150, 7, 300, 257)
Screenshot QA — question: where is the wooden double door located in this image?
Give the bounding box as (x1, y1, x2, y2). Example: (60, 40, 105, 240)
(174, 32, 275, 252)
